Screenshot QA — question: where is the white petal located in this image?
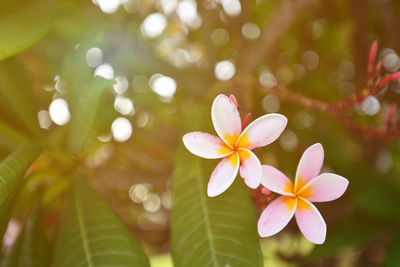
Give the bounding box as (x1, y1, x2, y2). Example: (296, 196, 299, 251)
(238, 149, 261, 189)
(298, 173, 349, 202)
(295, 198, 326, 244)
(237, 114, 287, 150)
(183, 132, 232, 159)
(258, 196, 297, 237)
(211, 94, 242, 147)
(207, 153, 239, 197)
(295, 143, 324, 191)
(261, 165, 294, 196)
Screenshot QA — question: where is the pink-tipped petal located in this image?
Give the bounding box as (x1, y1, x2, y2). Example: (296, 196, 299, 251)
(237, 114, 287, 150)
(211, 94, 242, 148)
(238, 149, 262, 189)
(260, 165, 294, 196)
(299, 173, 349, 202)
(295, 198, 326, 244)
(207, 153, 240, 197)
(183, 132, 232, 159)
(295, 143, 324, 191)
(258, 196, 297, 237)
(229, 94, 238, 107)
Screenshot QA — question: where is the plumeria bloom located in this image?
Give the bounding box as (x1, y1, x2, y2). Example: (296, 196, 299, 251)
(258, 143, 349, 244)
(182, 94, 287, 197)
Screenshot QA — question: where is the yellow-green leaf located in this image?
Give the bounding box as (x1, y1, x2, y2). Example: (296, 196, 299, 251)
(171, 109, 263, 267)
(51, 173, 150, 267)
(0, 0, 54, 61)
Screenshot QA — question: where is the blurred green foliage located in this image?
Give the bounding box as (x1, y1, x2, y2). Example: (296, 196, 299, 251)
(0, 0, 399, 266)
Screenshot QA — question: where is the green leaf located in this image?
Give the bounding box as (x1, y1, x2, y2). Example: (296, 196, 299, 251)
(51, 173, 150, 267)
(171, 109, 263, 267)
(0, 144, 41, 245)
(67, 77, 115, 154)
(62, 24, 109, 103)
(0, 58, 42, 139)
(0, 195, 49, 267)
(385, 234, 400, 267)
(0, 144, 41, 207)
(0, 0, 54, 61)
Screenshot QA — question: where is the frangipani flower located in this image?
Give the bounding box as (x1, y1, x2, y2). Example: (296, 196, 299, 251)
(258, 143, 349, 244)
(183, 94, 287, 197)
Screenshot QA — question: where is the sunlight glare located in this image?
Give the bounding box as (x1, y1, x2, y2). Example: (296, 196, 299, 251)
(114, 96, 135, 116)
(113, 76, 129, 94)
(97, 0, 120, 14)
(111, 117, 133, 142)
(141, 13, 167, 38)
(150, 74, 177, 97)
(86, 47, 103, 68)
(221, 0, 241, 16)
(214, 60, 236, 81)
(94, 63, 115, 79)
(49, 98, 70, 126)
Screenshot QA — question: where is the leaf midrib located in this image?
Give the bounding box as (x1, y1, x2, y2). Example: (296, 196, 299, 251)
(194, 160, 221, 267)
(73, 187, 94, 267)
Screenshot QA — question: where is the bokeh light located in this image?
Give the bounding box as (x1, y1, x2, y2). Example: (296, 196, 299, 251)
(141, 13, 167, 38)
(114, 96, 135, 116)
(301, 50, 319, 70)
(86, 47, 103, 68)
(221, 0, 241, 16)
(259, 70, 278, 88)
(176, 0, 198, 27)
(150, 74, 177, 98)
(111, 117, 133, 142)
(214, 60, 236, 81)
(241, 23, 260, 40)
(49, 98, 70, 126)
(113, 75, 129, 95)
(360, 96, 380, 116)
(94, 63, 115, 79)
(95, 0, 120, 14)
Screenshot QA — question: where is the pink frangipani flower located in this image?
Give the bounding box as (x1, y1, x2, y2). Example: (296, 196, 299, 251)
(257, 143, 349, 244)
(182, 94, 287, 197)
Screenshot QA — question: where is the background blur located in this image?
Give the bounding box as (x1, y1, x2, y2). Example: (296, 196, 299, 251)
(2, 0, 400, 266)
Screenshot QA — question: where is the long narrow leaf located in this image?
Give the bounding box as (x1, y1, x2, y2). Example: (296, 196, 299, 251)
(0, 144, 41, 206)
(51, 173, 150, 267)
(171, 110, 263, 267)
(0, 144, 41, 244)
(67, 77, 115, 154)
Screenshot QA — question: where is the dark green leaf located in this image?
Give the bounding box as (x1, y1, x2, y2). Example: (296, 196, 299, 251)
(171, 109, 263, 267)
(0, 144, 41, 207)
(0, 195, 49, 267)
(51, 173, 150, 267)
(67, 77, 115, 154)
(0, 0, 54, 61)
(0, 144, 41, 245)
(62, 25, 109, 104)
